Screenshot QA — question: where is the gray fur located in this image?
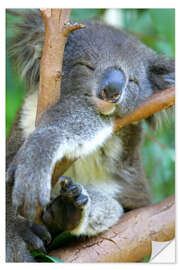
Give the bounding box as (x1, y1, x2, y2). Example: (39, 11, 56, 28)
(6, 9, 175, 262)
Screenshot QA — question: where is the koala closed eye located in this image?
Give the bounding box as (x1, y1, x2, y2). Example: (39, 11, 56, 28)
(75, 62, 95, 71)
(129, 78, 139, 85)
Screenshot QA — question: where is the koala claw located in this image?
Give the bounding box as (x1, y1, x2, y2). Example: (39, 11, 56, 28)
(60, 176, 82, 197)
(30, 222, 52, 246)
(16, 217, 51, 254)
(59, 176, 88, 207)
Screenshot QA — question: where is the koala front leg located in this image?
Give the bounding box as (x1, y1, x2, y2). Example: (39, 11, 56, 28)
(7, 110, 112, 221)
(6, 126, 72, 221)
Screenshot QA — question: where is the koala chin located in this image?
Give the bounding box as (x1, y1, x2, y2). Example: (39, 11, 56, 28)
(6, 9, 175, 262)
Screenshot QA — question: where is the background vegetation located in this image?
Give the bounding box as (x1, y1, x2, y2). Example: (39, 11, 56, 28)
(6, 8, 175, 205)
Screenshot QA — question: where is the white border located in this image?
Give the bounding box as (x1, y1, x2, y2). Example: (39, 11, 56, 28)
(0, 0, 178, 8)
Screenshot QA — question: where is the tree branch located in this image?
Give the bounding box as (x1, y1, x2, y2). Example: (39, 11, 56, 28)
(49, 195, 175, 262)
(114, 87, 175, 131)
(33, 9, 84, 222)
(35, 8, 84, 124)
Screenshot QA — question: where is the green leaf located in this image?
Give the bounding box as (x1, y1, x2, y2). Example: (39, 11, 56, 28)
(32, 232, 77, 262)
(139, 253, 151, 262)
(32, 252, 63, 263)
(48, 231, 75, 250)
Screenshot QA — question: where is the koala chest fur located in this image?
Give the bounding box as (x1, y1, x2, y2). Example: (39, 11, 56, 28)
(55, 134, 123, 198)
(20, 90, 123, 199)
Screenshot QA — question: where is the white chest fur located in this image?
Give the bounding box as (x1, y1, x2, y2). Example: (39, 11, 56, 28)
(65, 134, 122, 184)
(52, 135, 123, 199)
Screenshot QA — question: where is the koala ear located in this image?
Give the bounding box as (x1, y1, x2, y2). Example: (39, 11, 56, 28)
(148, 55, 175, 93)
(146, 56, 175, 129)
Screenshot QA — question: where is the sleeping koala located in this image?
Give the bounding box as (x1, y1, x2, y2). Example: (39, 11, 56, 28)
(6, 9, 175, 262)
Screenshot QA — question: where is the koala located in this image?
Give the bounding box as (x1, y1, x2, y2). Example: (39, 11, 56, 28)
(6, 9, 175, 262)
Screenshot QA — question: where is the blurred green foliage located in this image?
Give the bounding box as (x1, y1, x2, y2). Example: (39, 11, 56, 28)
(6, 9, 174, 208)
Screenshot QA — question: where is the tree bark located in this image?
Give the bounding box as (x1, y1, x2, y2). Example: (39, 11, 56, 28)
(33, 9, 84, 222)
(35, 8, 84, 124)
(49, 195, 175, 262)
(114, 87, 175, 131)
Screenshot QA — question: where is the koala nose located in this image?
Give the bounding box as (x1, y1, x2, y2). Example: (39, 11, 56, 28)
(99, 68, 125, 103)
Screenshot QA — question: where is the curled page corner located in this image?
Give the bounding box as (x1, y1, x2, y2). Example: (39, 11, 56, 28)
(150, 239, 175, 263)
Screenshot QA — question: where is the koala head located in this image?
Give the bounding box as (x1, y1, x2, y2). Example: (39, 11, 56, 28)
(62, 21, 175, 116)
(9, 11, 174, 118)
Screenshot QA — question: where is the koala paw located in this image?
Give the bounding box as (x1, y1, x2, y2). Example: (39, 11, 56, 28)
(60, 176, 88, 207)
(6, 143, 52, 221)
(42, 176, 88, 236)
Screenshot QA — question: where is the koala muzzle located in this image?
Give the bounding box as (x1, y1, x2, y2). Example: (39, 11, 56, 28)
(99, 68, 125, 103)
